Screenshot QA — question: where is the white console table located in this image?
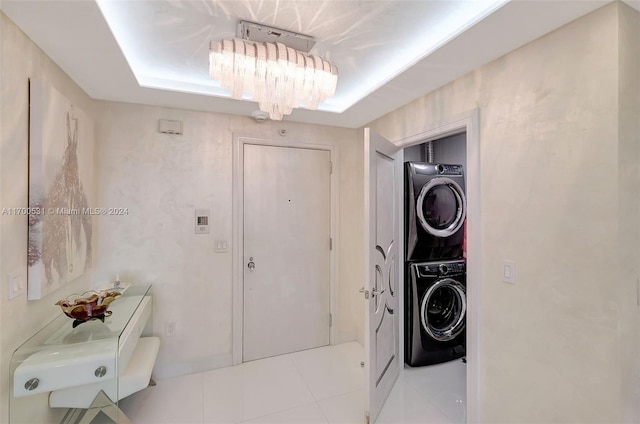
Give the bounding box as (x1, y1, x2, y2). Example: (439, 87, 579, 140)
(10, 285, 158, 424)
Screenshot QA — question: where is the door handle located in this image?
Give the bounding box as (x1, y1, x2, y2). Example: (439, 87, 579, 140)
(359, 287, 370, 299)
(247, 257, 255, 271)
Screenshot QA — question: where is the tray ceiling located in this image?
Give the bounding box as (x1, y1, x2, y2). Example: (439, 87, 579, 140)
(1, 0, 621, 127)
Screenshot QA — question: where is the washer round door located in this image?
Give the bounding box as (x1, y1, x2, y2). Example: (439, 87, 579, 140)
(416, 177, 466, 237)
(420, 278, 466, 342)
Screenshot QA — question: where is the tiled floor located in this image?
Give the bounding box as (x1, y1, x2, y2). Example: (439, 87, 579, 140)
(117, 342, 465, 424)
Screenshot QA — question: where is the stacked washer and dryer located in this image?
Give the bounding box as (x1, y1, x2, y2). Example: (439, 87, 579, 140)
(404, 162, 467, 367)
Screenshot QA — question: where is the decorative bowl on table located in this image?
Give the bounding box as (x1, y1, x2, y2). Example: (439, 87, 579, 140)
(55, 290, 121, 327)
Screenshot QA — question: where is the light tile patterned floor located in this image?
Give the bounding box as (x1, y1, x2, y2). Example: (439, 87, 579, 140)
(118, 342, 465, 424)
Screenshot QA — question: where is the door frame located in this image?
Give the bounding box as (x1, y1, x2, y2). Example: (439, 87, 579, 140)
(231, 135, 339, 365)
(394, 109, 480, 423)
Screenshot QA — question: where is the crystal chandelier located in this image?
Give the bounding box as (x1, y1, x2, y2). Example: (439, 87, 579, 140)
(209, 37, 338, 121)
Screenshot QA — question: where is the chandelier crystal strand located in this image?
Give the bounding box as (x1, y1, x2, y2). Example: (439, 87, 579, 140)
(241, 41, 256, 96)
(293, 52, 307, 108)
(262, 42, 279, 119)
(209, 38, 338, 120)
(286, 47, 299, 115)
(221, 39, 236, 93)
(307, 56, 325, 110)
(231, 39, 245, 98)
(300, 55, 316, 108)
(271, 43, 287, 120)
(254, 43, 268, 106)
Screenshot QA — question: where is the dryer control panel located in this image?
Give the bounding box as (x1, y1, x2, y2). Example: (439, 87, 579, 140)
(411, 162, 464, 176)
(435, 164, 464, 175)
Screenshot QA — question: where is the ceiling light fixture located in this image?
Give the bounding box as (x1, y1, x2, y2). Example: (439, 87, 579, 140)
(209, 22, 338, 121)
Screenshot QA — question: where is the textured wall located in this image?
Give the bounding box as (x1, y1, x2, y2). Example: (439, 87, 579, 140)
(3, 2, 638, 422)
(369, 3, 629, 422)
(93, 101, 362, 378)
(0, 12, 96, 424)
(0, 9, 364, 418)
(618, 2, 640, 422)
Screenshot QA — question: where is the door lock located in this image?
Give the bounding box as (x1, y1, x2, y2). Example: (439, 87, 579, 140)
(247, 257, 255, 271)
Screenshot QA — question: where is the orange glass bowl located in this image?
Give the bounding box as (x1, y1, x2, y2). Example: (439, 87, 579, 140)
(55, 290, 121, 322)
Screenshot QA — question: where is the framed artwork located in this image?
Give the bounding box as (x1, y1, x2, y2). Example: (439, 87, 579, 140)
(28, 78, 94, 300)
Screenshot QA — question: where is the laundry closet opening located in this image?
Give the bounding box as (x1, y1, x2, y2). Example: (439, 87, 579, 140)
(404, 133, 467, 171)
(402, 131, 469, 421)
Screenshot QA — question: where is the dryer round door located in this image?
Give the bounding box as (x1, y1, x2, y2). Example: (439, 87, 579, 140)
(420, 278, 466, 342)
(416, 177, 466, 237)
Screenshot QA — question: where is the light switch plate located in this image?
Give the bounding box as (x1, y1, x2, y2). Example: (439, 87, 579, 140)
(214, 240, 229, 253)
(503, 261, 516, 284)
(8, 272, 26, 300)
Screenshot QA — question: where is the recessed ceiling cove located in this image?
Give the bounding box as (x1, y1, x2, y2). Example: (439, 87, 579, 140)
(95, 0, 507, 113)
(1, 0, 616, 127)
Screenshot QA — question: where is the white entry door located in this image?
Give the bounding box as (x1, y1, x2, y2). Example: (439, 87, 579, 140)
(364, 129, 401, 423)
(243, 144, 331, 362)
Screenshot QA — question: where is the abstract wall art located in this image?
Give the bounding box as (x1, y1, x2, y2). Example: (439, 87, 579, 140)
(28, 78, 94, 300)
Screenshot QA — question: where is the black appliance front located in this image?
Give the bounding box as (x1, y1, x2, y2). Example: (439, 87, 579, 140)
(405, 162, 466, 262)
(405, 259, 466, 367)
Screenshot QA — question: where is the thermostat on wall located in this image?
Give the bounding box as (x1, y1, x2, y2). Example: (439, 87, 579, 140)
(195, 209, 210, 234)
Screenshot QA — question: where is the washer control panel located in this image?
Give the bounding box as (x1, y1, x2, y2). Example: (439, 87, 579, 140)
(414, 260, 465, 278)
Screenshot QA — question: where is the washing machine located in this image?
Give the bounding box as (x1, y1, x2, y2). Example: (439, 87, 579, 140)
(405, 162, 466, 262)
(405, 259, 466, 367)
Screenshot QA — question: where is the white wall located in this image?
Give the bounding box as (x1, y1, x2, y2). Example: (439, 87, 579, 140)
(93, 101, 363, 378)
(369, 3, 635, 422)
(0, 12, 96, 424)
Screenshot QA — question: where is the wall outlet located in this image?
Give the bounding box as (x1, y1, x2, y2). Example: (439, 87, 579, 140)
(165, 321, 177, 337)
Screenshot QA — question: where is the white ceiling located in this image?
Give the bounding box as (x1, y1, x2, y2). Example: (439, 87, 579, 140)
(2, 0, 630, 128)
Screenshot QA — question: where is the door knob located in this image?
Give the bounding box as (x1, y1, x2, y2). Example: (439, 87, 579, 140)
(247, 257, 255, 271)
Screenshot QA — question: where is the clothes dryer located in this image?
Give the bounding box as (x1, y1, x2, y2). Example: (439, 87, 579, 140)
(405, 162, 466, 261)
(405, 259, 466, 367)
